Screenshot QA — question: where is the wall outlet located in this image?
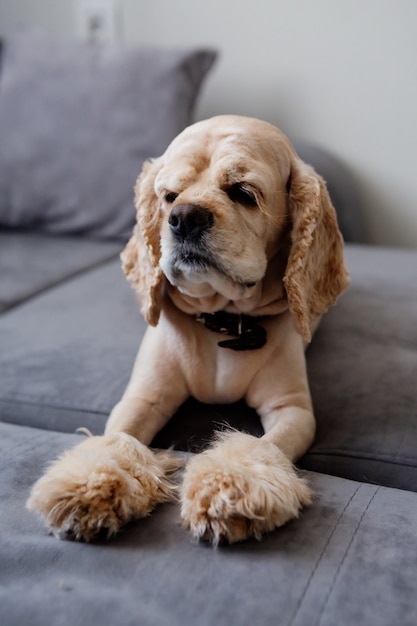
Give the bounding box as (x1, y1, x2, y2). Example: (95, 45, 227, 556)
(75, 0, 121, 44)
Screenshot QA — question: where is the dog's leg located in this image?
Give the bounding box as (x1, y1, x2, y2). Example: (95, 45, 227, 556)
(27, 328, 189, 541)
(180, 334, 315, 545)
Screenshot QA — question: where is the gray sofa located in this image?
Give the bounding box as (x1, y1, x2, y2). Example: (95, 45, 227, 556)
(1, 32, 417, 626)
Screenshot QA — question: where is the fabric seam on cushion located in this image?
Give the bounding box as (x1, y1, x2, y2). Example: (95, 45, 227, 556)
(288, 484, 362, 626)
(0, 251, 122, 313)
(315, 486, 380, 626)
(0, 397, 109, 415)
(304, 449, 417, 465)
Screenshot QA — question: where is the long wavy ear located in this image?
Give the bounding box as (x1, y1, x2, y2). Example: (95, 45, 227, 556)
(283, 157, 350, 342)
(121, 158, 164, 326)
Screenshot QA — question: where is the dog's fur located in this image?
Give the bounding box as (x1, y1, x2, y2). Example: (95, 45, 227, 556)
(27, 115, 350, 545)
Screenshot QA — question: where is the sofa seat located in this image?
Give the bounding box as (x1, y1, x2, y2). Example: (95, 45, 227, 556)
(0, 230, 122, 312)
(301, 244, 417, 491)
(1, 419, 417, 626)
(0, 254, 139, 432)
(1, 238, 416, 495)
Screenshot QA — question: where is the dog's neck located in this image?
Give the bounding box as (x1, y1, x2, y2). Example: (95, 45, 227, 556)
(165, 252, 289, 319)
(195, 311, 268, 350)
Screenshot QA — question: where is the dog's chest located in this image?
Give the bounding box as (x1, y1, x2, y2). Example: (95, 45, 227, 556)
(161, 298, 292, 405)
(185, 328, 276, 404)
(193, 350, 257, 404)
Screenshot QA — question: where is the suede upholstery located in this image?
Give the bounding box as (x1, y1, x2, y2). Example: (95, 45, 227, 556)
(1, 421, 417, 626)
(302, 245, 417, 491)
(1, 31, 416, 626)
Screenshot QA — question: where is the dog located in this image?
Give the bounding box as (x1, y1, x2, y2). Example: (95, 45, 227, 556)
(27, 115, 350, 545)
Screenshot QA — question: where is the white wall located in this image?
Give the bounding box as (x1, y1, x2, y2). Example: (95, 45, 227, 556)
(1, 0, 416, 247)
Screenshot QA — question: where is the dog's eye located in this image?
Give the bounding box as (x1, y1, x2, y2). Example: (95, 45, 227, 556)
(165, 192, 178, 203)
(227, 183, 257, 207)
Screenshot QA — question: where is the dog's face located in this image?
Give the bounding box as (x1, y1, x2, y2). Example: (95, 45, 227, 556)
(155, 116, 294, 303)
(122, 115, 350, 342)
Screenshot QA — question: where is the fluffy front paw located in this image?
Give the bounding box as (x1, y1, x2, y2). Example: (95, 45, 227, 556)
(27, 433, 180, 541)
(180, 432, 311, 545)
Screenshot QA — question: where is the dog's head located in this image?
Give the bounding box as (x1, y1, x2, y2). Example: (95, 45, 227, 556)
(122, 115, 350, 342)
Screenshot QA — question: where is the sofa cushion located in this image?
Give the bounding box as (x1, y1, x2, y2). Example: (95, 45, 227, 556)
(0, 258, 141, 433)
(299, 244, 417, 491)
(0, 230, 122, 311)
(0, 244, 416, 493)
(1, 420, 417, 626)
(0, 30, 216, 239)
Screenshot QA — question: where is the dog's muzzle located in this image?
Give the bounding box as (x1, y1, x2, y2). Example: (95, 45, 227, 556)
(168, 204, 214, 242)
(164, 202, 256, 298)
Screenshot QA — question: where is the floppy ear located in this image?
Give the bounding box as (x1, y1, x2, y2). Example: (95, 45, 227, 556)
(283, 158, 350, 342)
(121, 158, 164, 326)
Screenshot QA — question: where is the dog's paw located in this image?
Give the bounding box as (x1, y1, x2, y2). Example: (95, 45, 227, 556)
(180, 431, 311, 545)
(27, 433, 180, 541)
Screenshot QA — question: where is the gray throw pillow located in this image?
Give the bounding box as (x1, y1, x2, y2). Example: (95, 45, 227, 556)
(0, 31, 216, 239)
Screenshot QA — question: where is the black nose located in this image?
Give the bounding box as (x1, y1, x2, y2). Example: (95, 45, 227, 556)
(168, 204, 213, 241)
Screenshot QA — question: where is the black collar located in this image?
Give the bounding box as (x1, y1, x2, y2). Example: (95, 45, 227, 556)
(195, 311, 267, 351)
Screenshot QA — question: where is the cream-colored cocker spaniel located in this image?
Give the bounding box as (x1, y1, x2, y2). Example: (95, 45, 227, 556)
(27, 115, 350, 545)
